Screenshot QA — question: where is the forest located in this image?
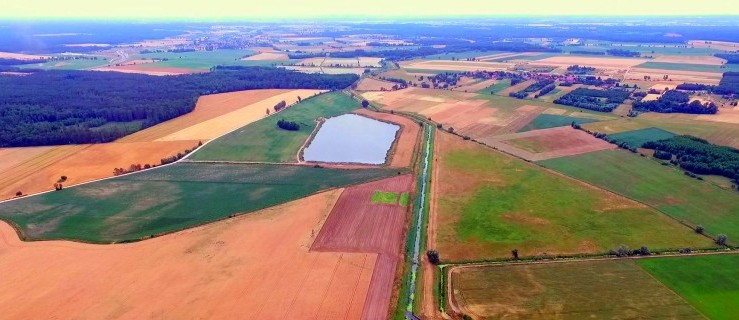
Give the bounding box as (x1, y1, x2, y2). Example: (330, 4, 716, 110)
(715, 53, 739, 64)
(0, 67, 357, 147)
(676, 72, 739, 95)
(643, 135, 739, 181)
(633, 90, 718, 114)
(554, 88, 630, 112)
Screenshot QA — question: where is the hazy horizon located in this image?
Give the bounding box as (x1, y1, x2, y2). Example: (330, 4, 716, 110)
(3, 0, 739, 19)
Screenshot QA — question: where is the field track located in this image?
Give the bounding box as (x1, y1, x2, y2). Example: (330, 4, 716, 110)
(312, 174, 414, 320)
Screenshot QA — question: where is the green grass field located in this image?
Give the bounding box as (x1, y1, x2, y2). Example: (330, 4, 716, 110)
(476, 79, 511, 94)
(636, 61, 739, 73)
(0, 162, 399, 243)
(371, 191, 399, 204)
(422, 50, 503, 60)
(398, 192, 410, 207)
(435, 135, 709, 261)
(541, 150, 739, 241)
(607, 127, 676, 148)
(16, 58, 110, 70)
(637, 254, 739, 320)
(190, 92, 359, 162)
(517, 114, 599, 132)
(137, 49, 295, 70)
(452, 259, 704, 319)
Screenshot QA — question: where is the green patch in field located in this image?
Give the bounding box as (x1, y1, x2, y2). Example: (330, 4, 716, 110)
(398, 192, 410, 207)
(452, 260, 704, 319)
(607, 127, 676, 148)
(0, 162, 401, 243)
(16, 58, 110, 70)
(476, 79, 511, 94)
(517, 114, 599, 132)
(422, 50, 503, 60)
(636, 61, 739, 73)
(371, 191, 399, 204)
(540, 149, 739, 241)
(436, 140, 708, 261)
(637, 254, 739, 320)
(190, 92, 359, 162)
(137, 49, 295, 70)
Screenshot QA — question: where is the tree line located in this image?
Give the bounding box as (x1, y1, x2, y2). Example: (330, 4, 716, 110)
(0, 67, 357, 147)
(633, 90, 718, 114)
(676, 72, 739, 95)
(715, 53, 739, 64)
(509, 79, 554, 99)
(643, 135, 739, 182)
(554, 88, 630, 112)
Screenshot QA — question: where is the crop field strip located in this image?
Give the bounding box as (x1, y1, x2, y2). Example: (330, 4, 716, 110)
(540, 149, 739, 241)
(432, 131, 710, 262)
(449, 259, 706, 319)
(0, 162, 402, 242)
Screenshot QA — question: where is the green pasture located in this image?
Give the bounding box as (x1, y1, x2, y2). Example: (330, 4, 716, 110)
(517, 114, 598, 132)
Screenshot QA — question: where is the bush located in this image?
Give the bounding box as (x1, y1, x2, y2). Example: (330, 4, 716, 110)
(695, 225, 705, 234)
(426, 249, 440, 264)
(277, 119, 300, 131)
(716, 234, 728, 246)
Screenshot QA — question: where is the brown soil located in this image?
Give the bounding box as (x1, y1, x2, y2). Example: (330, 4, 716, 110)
(355, 77, 399, 91)
(481, 126, 617, 161)
(91, 64, 203, 76)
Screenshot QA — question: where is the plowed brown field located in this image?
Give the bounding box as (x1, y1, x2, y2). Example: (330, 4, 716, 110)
(480, 126, 617, 161)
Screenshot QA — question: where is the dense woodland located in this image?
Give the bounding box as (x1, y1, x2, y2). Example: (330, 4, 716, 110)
(554, 88, 630, 112)
(633, 90, 718, 114)
(0, 67, 357, 147)
(715, 53, 739, 64)
(643, 136, 739, 181)
(677, 72, 739, 95)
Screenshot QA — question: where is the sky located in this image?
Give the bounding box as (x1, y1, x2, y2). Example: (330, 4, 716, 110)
(3, 0, 739, 19)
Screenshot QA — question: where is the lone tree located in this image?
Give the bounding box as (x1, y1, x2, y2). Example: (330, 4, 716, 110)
(695, 225, 705, 234)
(361, 100, 370, 108)
(511, 249, 519, 259)
(716, 234, 728, 246)
(426, 249, 440, 264)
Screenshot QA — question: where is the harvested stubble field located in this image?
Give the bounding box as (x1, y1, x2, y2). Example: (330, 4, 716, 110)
(120, 89, 320, 142)
(452, 79, 497, 93)
(284, 66, 367, 75)
(312, 175, 414, 320)
(432, 132, 708, 261)
(242, 52, 289, 60)
(0, 51, 50, 60)
(353, 108, 420, 168)
(541, 149, 739, 240)
(626, 68, 722, 85)
(480, 126, 616, 161)
(355, 77, 399, 91)
(0, 162, 400, 242)
(582, 113, 739, 149)
(637, 254, 739, 320)
(91, 64, 202, 76)
(532, 55, 648, 68)
(190, 91, 358, 163)
(0, 190, 384, 319)
(0, 141, 199, 200)
(450, 259, 705, 319)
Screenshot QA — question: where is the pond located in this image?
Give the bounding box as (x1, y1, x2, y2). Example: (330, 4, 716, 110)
(302, 114, 400, 165)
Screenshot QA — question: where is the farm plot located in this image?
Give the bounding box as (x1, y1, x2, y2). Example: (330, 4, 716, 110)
(0, 162, 400, 242)
(626, 68, 722, 85)
(582, 113, 739, 149)
(92, 64, 201, 76)
(481, 126, 616, 161)
(136, 49, 257, 70)
(400, 60, 513, 72)
(242, 52, 289, 60)
(637, 61, 739, 73)
(607, 127, 676, 148)
(450, 260, 704, 319)
(353, 109, 421, 168)
(476, 79, 510, 94)
(0, 190, 383, 319)
(312, 175, 414, 320)
(432, 132, 708, 261)
(284, 66, 367, 75)
(517, 114, 599, 132)
(637, 254, 739, 320)
(541, 149, 739, 240)
(190, 92, 359, 163)
(355, 77, 399, 91)
(532, 55, 648, 69)
(0, 141, 199, 200)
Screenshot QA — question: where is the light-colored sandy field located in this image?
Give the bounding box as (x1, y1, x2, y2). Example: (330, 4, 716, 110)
(480, 126, 617, 161)
(626, 68, 722, 85)
(0, 141, 200, 199)
(155, 89, 324, 141)
(452, 79, 497, 93)
(689, 40, 739, 51)
(355, 77, 399, 91)
(401, 60, 513, 72)
(120, 89, 320, 142)
(476, 52, 535, 62)
(91, 64, 201, 76)
(534, 56, 648, 68)
(652, 55, 727, 66)
(0, 51, 50, 60)
(642, 93, 662, 102)
(353, 109, 420, 168)
(0, 189, 383, 319)
(648, 83, 678, 92)
(242, 52, 289, 60)
(284, 66, 367, 75)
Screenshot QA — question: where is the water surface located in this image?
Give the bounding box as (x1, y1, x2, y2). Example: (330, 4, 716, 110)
(303, 114, 399, 164)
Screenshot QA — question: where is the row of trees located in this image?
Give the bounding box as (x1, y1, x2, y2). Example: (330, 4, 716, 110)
(677, 73, 739, 95)
(566, 65, 596, 74)
(509, 79, 555, 99)
(633, 90, 718, 114)
(0, 67, 357, 147)
(554, 88, 630, 112)
(606, 49, 641, 57)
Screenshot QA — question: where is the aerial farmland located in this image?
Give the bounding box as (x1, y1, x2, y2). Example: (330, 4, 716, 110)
(1, 9, 739, 320)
